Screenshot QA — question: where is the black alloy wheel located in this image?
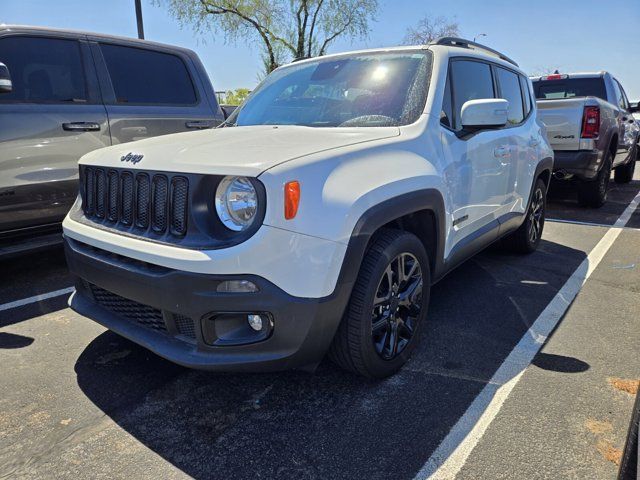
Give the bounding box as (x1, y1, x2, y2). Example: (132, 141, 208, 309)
(371, 253, 423, 360)
(528, 187, 545, 245)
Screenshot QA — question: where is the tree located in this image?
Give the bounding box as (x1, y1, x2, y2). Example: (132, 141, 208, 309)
(222, 88, 251, 105)
(403, 15, 459, 45)
(160, 0, 379, 74)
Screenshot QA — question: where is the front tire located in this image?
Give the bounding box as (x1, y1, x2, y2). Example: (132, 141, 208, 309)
(328, 229, 430, 378)
(503, 178, 546, 254)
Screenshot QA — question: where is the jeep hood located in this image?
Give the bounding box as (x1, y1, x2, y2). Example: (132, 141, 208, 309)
(79, 125, 400, 176)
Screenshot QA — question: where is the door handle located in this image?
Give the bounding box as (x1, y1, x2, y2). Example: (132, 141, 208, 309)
(529, 138, 540, 147)
(185, 120, 214, 129)
(494, 146, 511, 158)
(62, 122, 101, 132)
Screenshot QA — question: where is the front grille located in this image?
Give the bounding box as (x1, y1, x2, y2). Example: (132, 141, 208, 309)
(88, 283, 197, 341)
(89, 284, 167, 332)
(81, 166, 188, 237)
(175, 314, 197, 339)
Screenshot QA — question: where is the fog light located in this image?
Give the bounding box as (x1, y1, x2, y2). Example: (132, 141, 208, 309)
(217, 280, 259, 293)
(247, 314, 263, 331)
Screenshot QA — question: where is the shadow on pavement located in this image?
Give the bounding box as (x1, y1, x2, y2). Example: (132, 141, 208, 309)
(0, 246, 71, 304)
(532, 353, 590, 374)
(0, 295, 70, 328)
(0, 332, 34, 349)
(547, 178, 640, 226)
(74, 239, 588, 480)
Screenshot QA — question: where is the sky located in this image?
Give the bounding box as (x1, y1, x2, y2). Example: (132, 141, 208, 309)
(1, 0, 639, 98)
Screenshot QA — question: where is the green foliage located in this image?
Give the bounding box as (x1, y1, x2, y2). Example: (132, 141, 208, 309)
(222, 88, 251, 105)
(158, 0, 379, 74)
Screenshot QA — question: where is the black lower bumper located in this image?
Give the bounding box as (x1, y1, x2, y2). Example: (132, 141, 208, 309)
(553, 150, 601, 180)
(64, 237, 352, 372)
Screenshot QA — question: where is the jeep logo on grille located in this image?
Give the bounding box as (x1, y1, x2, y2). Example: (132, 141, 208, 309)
(121, 152, 144, 164)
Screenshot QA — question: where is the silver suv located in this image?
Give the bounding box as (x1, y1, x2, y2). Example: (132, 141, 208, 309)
(0, 25, 224, 255)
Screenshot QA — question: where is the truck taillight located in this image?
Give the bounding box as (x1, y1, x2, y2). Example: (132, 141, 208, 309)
(541, 74, 568, 81)
(581, 106, 600, 139)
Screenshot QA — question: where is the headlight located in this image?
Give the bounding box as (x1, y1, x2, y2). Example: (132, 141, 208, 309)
(215, 176, 258, 231)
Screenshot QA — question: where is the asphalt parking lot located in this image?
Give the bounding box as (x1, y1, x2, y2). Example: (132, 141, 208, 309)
(1, 171, 640, 480)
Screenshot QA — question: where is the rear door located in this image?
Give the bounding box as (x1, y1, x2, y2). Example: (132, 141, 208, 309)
(91, 42, 218, 144)
(0, 34, 109, 234)
(439, 58, 512, 253)
(493, 65, 532, 215)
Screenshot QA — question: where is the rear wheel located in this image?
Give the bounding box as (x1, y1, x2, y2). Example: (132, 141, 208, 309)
(502, 178, 546, 254)
(578, 152, 612, 208)
(329, 229, 430, 378)
(614, 148, 637, 184)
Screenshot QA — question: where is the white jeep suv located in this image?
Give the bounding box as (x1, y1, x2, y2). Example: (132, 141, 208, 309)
(63, 37, 553, 378)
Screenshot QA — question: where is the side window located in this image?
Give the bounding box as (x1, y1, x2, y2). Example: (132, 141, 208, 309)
(496, 67, 525, 125)
(450, 60, 494, 130)
(100, 44, 197, 105)
(519, 75, 532, 116)
(440, 73, 453, 128)
(616, 80, 629, 110)
(0, 36, 87, 103)
(611, 79, 625, 110)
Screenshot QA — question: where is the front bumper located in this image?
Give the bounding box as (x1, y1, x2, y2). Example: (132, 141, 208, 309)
(65, 237, 352, 372)
(552, 150, 602, 180)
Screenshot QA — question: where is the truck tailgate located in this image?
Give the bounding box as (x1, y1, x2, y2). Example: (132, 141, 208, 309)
(536, 97, 592, 151)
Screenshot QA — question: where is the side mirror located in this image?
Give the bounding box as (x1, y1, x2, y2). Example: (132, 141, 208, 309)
(629, 102, 639, 113)
(461, 98, 509, 130)
(0, 62, 12, 94)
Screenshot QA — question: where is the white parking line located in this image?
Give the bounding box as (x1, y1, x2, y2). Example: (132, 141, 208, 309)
(0, 287, 74, 313)
(547, 217, 640, 230)
(415, 190, 640, 480)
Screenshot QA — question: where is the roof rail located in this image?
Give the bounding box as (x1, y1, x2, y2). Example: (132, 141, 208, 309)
(429, 37, 519, 67)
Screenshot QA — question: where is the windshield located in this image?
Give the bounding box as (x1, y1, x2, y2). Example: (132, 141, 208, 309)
(225, 51, 432, 128)
(532, 78, 607, 100)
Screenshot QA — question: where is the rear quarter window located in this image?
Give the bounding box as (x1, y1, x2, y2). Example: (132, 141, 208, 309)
(496, 67, 525, 125)
(100, 44, 197, 105)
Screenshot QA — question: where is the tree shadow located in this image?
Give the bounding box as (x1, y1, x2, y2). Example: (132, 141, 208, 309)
(74, 239, 588, 480)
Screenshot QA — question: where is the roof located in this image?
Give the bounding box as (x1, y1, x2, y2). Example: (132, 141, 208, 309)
(278, 39, 523, 74)
(529, 71, 607, 81)
(0, 24, 195, 54)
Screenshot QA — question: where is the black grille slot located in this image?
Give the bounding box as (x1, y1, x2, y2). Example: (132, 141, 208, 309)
(120, 172, 134, 226)
(174, 314, 196, 340)
(152, 175, 169, 233)
(80, 166, 190, 239)
(107, 170, 119, 221)
(89, 284, 166, 332)
(84, 168, 95, 215)
(135, 173, 150, 228)
(170, 177, 188, 236)
(95, 169, 106, 218)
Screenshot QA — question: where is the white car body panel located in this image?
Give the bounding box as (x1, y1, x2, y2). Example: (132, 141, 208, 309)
(63, 43, 553, 299)
(78, 125, 400, 177)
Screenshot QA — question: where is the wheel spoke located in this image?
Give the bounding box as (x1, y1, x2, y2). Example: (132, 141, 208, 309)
(389, 322, 399, 358)
(399, 277, 422, 307)
(372, 312, 390, 332)
(373, 291, 391, 306)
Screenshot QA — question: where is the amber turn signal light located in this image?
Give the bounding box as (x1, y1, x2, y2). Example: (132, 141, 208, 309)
(284, 181, 300, 220)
